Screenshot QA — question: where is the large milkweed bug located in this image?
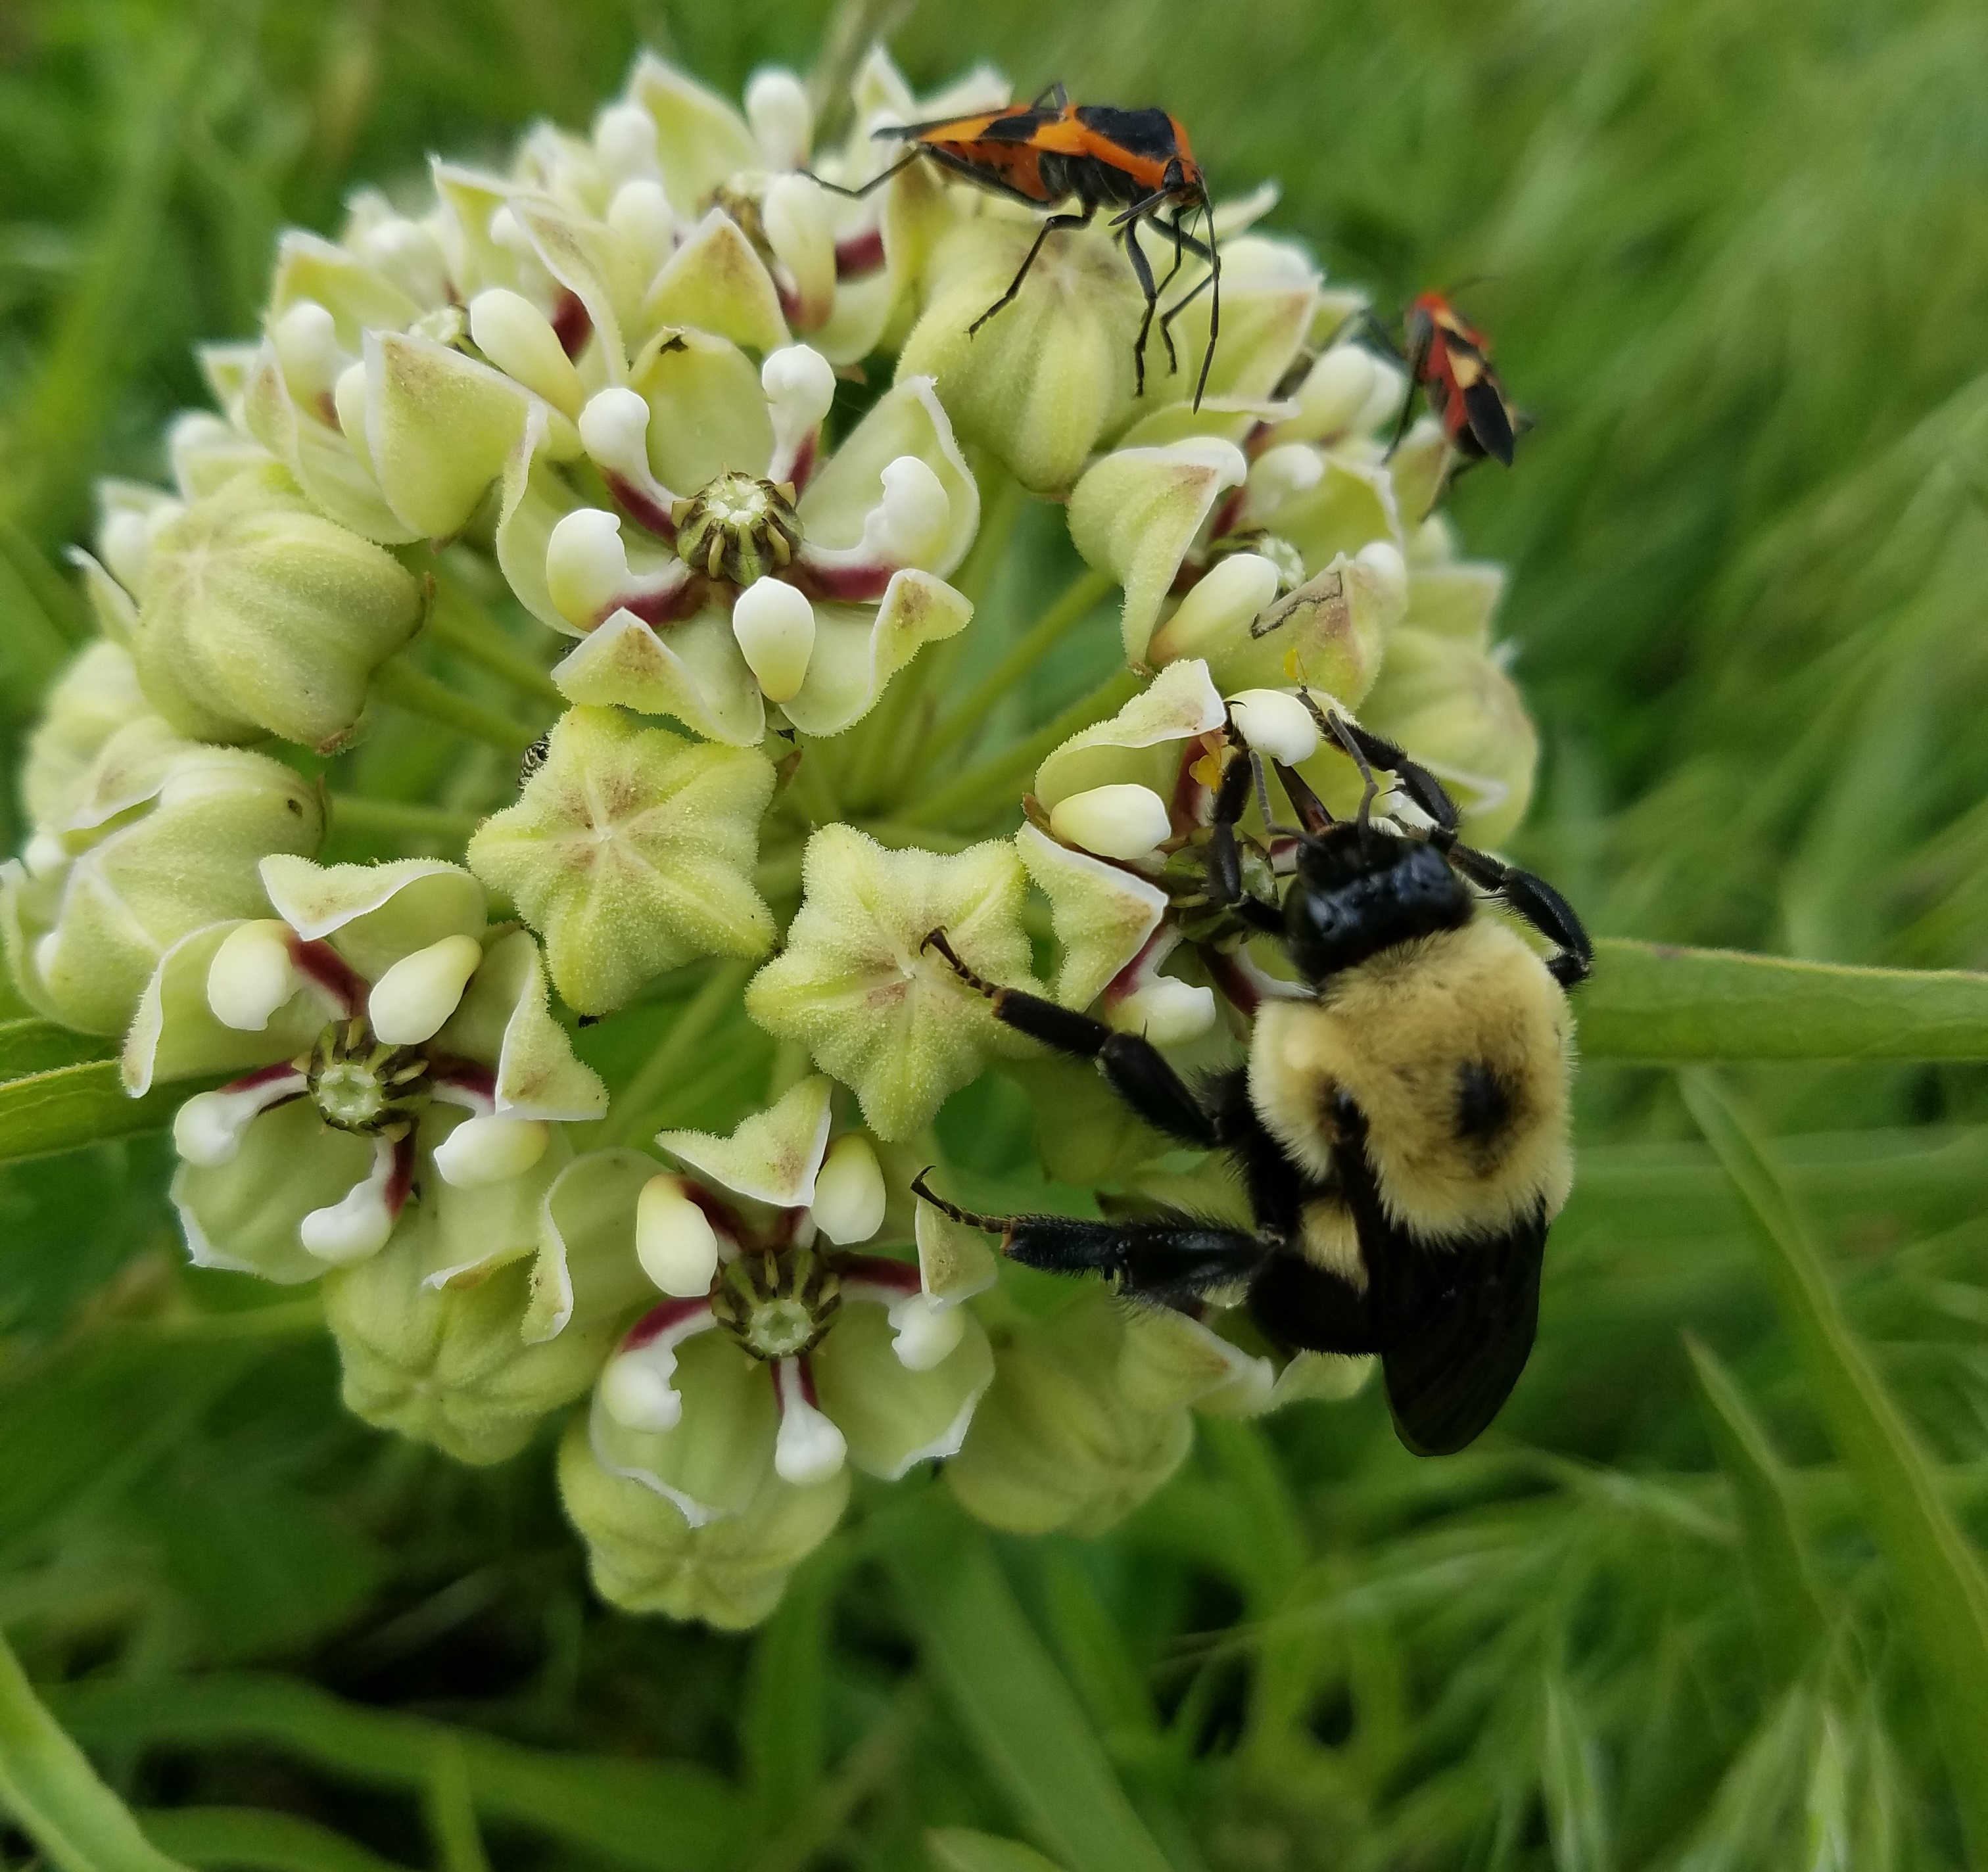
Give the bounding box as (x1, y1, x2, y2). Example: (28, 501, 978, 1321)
(1385, 292, 1522, 467)
(815, 83, 1221, 408)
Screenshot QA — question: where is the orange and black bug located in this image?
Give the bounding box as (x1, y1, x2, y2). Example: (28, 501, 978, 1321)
(1388, 293, 1521, 467)
(816, 83, 1221, 408)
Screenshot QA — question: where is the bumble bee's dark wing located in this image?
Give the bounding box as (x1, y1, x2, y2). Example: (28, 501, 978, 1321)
(1381, 1207, 1546, 1456)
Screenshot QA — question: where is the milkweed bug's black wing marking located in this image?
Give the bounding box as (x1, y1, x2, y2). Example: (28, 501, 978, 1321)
(1462, 376, 1517, 465)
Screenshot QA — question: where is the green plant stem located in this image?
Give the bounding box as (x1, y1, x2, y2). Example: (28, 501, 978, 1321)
(608, 959, 757, 1146)
(327, 796, 485, 844)
(425, 578, 567, 708)
(746, 1685, 922, 1872)
(782, 736, 844, 829)
(370, 661, 540, 757)
(425, 1741, 493, 1872)
(907, 567, 1114, 784)
(0, 1631, 190, 1872)
(903, 668, 1141, 831)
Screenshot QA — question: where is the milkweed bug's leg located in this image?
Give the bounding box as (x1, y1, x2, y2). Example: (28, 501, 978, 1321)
(1122, 221, 1162, 394)
(807, 149, 923, 201)
(969, 200, 1097, 338)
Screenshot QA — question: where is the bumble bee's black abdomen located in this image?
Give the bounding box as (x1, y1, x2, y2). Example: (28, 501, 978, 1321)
(1286, 835, 1472, 980)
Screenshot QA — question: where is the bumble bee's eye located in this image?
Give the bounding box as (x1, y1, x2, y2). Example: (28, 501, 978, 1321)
(1455, 1062, 1510, 1141)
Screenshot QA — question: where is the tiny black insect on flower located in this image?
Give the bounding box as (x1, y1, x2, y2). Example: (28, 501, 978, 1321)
(916, 703, 1593, 1458)
(815, 82, 1222, 408)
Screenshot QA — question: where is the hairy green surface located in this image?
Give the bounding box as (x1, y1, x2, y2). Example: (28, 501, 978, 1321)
(3, 1, 1987, 1868)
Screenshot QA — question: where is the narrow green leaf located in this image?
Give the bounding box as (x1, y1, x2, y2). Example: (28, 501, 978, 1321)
(1580, 940, 1988, 1060)
(137, 1808, 410, 1872)
(885, 1505, 1173, 1872)
(926, 1829, 1070, 1872)
(1684, 1335, 1830, 1678)
(1682, 1071, 1988, 1863)
(0, 1632, 191, 1872)
(0, 1020, 115, 1081)
(47, 1673, 738, 1872)
(0, 1062, 205, 1163)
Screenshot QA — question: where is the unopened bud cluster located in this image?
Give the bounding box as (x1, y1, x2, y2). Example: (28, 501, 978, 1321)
(8, 35, 1544, 1627)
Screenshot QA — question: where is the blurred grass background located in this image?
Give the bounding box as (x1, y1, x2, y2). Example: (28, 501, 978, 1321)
(3, 0, 1988, 1867)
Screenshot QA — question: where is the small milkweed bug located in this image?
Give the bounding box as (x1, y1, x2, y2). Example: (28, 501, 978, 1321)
(814, 83, 1221, 409)
(1384, 292, 1522, 467)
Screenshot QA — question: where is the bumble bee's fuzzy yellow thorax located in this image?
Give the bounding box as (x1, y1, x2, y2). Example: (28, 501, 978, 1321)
(1248, 918, 1576, 1245)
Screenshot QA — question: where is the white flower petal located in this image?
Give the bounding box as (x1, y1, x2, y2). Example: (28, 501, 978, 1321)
(368, 934, 485, 1045)
(636, 1175, 722, 1297)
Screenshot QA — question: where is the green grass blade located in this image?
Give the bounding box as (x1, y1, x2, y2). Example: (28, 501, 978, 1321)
(1580, 941, 1988, 1060)
(0, 1061, 206, 1162)
(137, 1808, 411, 1872)
(886, 1505, 1174, 1872)
(1684, 1335, 1830, 1679)
(1539, 1673, 1611, 1872)
(926, 1830, 1070, 1872)
(45, 1673, 739, 1872)
(1682, 1070, 1988, 1861)
(0, 1633, 190, 1872)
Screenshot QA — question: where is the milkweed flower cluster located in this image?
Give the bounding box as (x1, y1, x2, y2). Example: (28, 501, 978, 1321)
(6, 40, 1544, 1627)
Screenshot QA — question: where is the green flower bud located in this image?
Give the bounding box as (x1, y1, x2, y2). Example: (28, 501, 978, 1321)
(1068, 438, 1247, 665)
(325, 1207, 614, 1466)
(1353, 626, 1540, 847)
(557, 1414, 848, 1629)
(897, 211, 1147, 495)
(946, 1292, 1192, 1537)
(744, 827, 1035, 1141)
(3, 717, 321, 1035)
(16, 640, 150, 833)
(133, 465, 423, 750)
(467, 707, 776, 1015)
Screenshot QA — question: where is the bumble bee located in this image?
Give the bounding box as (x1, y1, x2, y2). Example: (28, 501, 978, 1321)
(916, 708, 1590, 1455)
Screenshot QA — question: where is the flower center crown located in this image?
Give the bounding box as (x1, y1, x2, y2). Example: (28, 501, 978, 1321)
(301, 1018, 432, 1136)
(710, 1244, 842, 1360)
(674, 471, 802, 586)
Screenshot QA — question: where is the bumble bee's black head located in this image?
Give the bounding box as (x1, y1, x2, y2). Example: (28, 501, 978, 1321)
(1285, 825, 1472, 983)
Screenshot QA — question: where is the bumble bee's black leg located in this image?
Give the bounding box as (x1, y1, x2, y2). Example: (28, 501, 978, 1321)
(1246, 1254, 1387, 1357)
(922, 929, 1219, 1148)
(1204, 744, 1285, 936)
(1313, 706, 1463, 833)
(1440, 843, 1592, 988)
(970, 201, 1097, 337)
(912, 1173, 1266, 1304)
